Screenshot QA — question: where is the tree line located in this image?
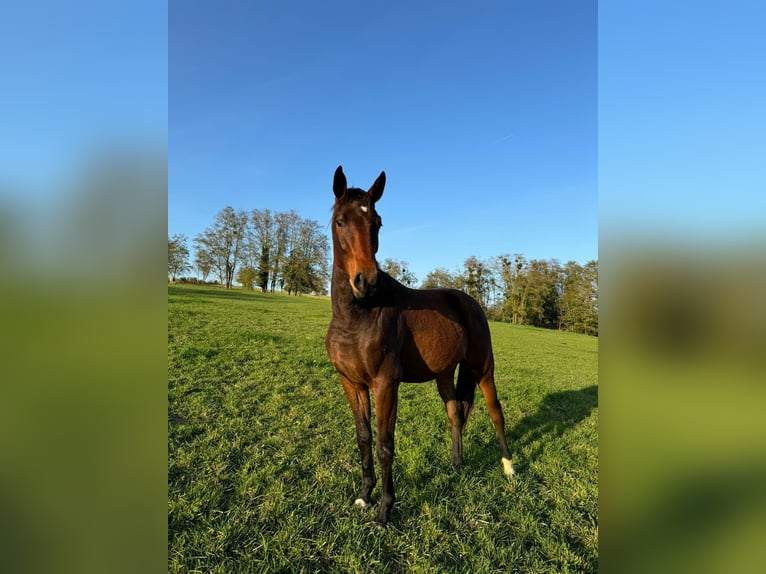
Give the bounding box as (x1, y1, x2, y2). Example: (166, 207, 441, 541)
(169, 208, 598, 335)
(380, 255, 598, 336)
(169, 206, 330, 295)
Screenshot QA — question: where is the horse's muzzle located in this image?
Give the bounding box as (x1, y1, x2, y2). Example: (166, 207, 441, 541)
(351, 271, 378, 300)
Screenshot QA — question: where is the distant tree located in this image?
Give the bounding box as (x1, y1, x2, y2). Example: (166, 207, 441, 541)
(249, 208, 274, 292)
(283, 216, 330, 295)
(270, 210, 299, 292)
(168, 234, 190, 282)
(194, 246, 214, 283)
(421, 253, 597, 335)
(559, 260, 598, 335)
(381, 258, 417, 287)
(257, 247, 270, 292)
(420, 267, 461, 290)
(194, 206, 249, 289)
(236, 266, 257, 291)
(299, 218, 330, 294)
(462, 256, 494, 310)
(584, 259, 598, 335)
(496, 254, 529, 324)
(283, 250, 308, 295)
(522, 259, 561, 329)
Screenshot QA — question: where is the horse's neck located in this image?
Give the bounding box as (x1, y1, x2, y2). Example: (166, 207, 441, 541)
(330, 265, 391, 321)
(330, 273, 354, 315)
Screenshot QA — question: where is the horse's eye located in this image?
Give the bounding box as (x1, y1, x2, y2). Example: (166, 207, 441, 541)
(335, 219, 344, 228)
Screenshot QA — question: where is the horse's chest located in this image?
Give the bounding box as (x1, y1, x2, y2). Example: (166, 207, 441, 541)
(326, 327, 392, 384)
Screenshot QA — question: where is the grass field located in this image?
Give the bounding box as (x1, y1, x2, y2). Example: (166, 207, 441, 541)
(168, 284, 598, 573)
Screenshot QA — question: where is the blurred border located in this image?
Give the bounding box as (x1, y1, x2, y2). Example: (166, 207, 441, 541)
(599, 1, 766, 573)
(0, 2, 167, 573)
(4, 1, 764, 573)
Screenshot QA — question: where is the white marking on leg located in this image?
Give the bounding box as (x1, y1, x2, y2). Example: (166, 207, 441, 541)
(502, 457, 516, 477)
(354, 498, 370, 509)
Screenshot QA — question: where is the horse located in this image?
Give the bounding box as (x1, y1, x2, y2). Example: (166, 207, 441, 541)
(325, 166, 515, 526)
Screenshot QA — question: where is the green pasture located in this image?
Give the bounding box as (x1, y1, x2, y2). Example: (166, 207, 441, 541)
(168, 284, 597, 573)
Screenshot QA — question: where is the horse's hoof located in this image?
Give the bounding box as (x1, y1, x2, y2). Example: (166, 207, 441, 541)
(502, 457, 516, 477)
(371, 520, 388, 529)
(353, 498, 371, 510)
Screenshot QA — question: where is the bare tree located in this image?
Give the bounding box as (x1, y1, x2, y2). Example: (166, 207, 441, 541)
(168, 234, 190, 282)
(194, 246, 214, 283)
(194, 206, 249, 289)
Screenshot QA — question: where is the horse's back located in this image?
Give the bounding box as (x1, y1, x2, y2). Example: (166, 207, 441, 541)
(398, 287, 493, 381)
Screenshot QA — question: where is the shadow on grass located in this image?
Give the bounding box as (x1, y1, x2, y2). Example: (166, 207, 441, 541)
(465, 385, 598, 474)
(169, 284, 327, 305)
(169, 284, 277, 303)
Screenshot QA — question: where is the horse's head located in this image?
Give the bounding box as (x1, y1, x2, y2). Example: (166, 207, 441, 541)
(331, 165, 386, 300)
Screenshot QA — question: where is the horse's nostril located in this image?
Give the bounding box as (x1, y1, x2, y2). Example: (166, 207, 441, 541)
(354, 272, 366, 290)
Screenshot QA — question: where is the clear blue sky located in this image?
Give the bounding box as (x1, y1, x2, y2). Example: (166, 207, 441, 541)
(600, 0, 766, 243)
(1, 1, 166, 194)
(169, 0, 597, 283)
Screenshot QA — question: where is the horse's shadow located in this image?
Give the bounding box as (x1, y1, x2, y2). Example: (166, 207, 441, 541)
(465, 385, 598, 474)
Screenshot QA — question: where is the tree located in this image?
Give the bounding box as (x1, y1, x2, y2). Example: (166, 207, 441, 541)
(249, 209, 274, 292)
(420, 267, 460, 290)
(194, 246, 214, 283)
(521, 259, 561, 329)
(236, 266, 257, 291)
(381, 258, 417, 287)
(194, 206, 249, 289)
(421, 253, 598, 335)
(559, 260, 598, 335)
(270, 210, 299, 292)
(283, 216, 330, 295)
(168, 234, 190, 282)
(584, 259, 598, 335)
(494, 255, 561, 327)
(496, 254, 530, 324)
(283, 250, 309, 295)
(462, 256, 494, 310)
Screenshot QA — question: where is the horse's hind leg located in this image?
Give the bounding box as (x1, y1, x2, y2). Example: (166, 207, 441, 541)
(436, 370, 464, 470)
(476, 369, 515, 477)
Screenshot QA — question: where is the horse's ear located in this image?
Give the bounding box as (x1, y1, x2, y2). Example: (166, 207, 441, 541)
(368, 171, 385, 203)
(333, 165, 347, 199)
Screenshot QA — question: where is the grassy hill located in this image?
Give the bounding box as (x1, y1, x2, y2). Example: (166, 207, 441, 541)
(168, 284, 598, 573)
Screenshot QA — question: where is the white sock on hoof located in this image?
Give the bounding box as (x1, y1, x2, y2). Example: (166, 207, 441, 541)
(502, 457, 516, 477)
(354, 498, 370, 509)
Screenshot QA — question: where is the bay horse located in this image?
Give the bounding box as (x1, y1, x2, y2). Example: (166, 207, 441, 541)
(325, 166, 514, 527)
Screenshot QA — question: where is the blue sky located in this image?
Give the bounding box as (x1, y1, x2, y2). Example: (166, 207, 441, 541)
(169, 0, 597, 282)
(600, 0, 766, 243)
(0, 1, 167, 193)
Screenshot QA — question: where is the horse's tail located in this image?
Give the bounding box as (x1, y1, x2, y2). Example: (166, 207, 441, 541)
(456, 362, 477, 425)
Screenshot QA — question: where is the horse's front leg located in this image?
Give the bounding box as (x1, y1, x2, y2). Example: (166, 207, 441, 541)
(340, 376, 376, 508)
(373, 379, 399, 526)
